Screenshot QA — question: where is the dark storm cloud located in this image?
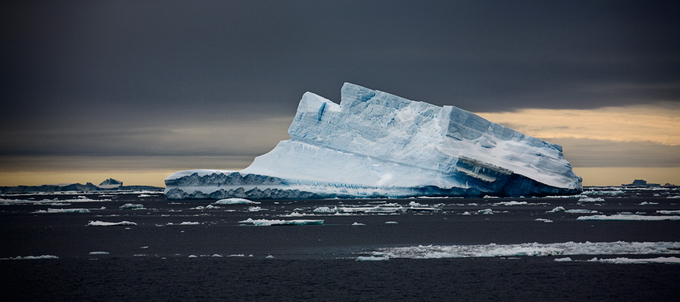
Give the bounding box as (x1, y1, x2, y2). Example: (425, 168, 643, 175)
(1, 0, 679, 160)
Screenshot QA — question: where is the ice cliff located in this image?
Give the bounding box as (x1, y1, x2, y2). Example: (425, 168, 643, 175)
(165, 83, 582, 199)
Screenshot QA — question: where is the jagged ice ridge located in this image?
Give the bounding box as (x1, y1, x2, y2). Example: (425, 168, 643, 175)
(165, 83, 582, 199)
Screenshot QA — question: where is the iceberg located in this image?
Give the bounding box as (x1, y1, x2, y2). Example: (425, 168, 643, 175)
(165, 83, 582, 199)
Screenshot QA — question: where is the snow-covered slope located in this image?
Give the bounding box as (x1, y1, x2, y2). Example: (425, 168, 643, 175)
(165, 83, 582, 199)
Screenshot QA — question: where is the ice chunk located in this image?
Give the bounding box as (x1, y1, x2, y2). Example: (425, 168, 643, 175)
(578, 197, 605, 202)
(657, 210, 680, 215)
(165, 83, 582, 199)
(87, 220, 137, 226)
(1, 255, 59, 260)
(588, 257, 680, 264)
(213, 198, 260, 205)
(166, 221, 200, 225)
(371, 241, 680, 259)
(356, 256, 389, 261)
(554, 257, 572, 262)
(577, 215, 680, 221)
(32, 208, 90, 214)
(119, 203, 145, 210)
(238, 218, 323, 226)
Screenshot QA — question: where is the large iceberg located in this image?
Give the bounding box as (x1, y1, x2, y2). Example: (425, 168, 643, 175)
(165, 83, 581, 199)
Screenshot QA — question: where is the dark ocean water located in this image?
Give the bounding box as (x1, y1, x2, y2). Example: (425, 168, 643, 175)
(1, 187, 680, 301)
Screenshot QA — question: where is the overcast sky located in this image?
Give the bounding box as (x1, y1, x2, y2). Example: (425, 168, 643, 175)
(1, 1, 679, 186)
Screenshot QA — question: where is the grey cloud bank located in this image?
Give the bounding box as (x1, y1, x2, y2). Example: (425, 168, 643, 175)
(1, 1, 678, 183)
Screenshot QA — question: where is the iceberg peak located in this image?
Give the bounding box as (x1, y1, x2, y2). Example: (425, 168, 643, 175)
(165, 83, 582, 199)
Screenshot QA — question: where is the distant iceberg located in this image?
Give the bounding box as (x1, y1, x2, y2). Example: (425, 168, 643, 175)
(165, 83, 582, 199)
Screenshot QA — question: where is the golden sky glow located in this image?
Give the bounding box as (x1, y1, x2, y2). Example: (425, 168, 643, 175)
(476, 102, 680, 146)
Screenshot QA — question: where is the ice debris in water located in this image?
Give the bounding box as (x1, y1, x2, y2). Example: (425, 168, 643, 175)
(554, 257, 572, 262)
(164, 83, 581, 200)
(588, 257, 680, 264)
(213, 198, 260, 205)
(370, 241, 680, 259)
(166, 221, 200, 226)
(1, 255, 59, 260)
(356, 256, 389, 261)
(657, 210, 680, 215)
(238, 218, 323, 226)
(577, 215, 680, 221)
(32, 208, 90, 214)
(535, 218, 553, 223)
(119, 203, 145, 210)
(578, 197, 605, 202)
(87, 220, 137, 226)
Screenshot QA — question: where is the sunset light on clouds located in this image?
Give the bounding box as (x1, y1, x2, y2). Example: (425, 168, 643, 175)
(477, 102, 680, 146)
(1, 1, 679, 188)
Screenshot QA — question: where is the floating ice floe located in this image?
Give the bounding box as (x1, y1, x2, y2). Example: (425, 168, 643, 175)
(639, 201, 659, 205)
(657, 210, 680, 215)
(87, 220, 137, 226)
(351, 222, 366, 226)
(247, 206, 265, 212)
(32, 208, 90, 214)
(588, 257, 680, 264)
(279, 212, 305, 217)
(239, 218, 324, 226)
(166, 221, 200, 226)
(548, 206, 565, 212)
(578, 197, 605, 202)
(478, 208, 494, 215)
(385, 221, 398, 224)
(370, 241, 680, 259)
(582, 189, 624, 196)
(535, 218, 553, 223)
(554, 257, 572, 262)
(1, 255, 59, 260)
(89, 251, 110, 255)
(119, 203, 145, 210)
(491, 201, 546, 206)
(214, 198, 261, 205)
(577, 215, 680, 221)
(356, 256, 389, 261)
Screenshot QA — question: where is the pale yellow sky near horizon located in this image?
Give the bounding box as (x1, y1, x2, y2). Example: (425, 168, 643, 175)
(1, 103, 678, 188)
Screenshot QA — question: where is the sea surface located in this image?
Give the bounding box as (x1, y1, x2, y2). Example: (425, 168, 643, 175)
(1, 187, 680, 301)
